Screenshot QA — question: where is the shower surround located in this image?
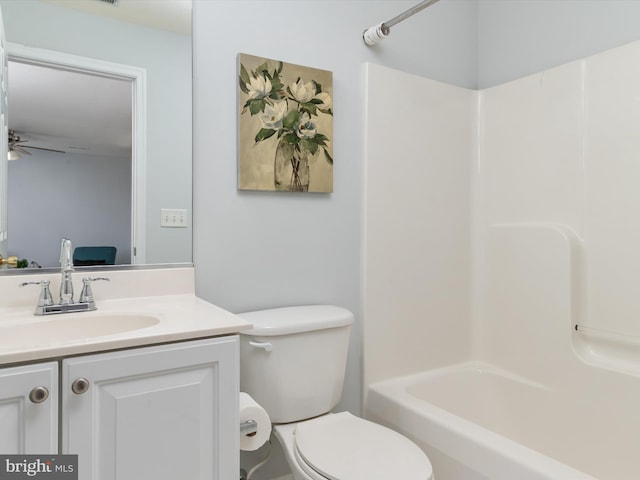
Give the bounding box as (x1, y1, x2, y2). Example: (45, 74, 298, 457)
(363, 40, 640, 480)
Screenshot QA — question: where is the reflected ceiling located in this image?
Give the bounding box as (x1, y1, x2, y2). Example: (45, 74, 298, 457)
(40, 0, 191, 35)
(8, 62, 132, 158)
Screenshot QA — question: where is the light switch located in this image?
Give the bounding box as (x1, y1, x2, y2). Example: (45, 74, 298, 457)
(160, 209, 188, 228)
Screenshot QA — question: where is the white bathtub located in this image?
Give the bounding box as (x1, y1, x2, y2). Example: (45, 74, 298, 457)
(365, 362, 638, 480)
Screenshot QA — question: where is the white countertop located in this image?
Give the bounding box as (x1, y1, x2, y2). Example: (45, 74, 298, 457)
(0, 267, 252, 364)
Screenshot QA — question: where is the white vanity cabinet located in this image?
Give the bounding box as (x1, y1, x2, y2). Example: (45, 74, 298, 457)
(0, 362, 58, 454)
(0, 335, 239, 480)
(61, 336, 239, 480)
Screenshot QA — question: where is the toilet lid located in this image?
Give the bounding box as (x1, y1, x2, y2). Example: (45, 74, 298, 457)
(294, 412, 433, 480)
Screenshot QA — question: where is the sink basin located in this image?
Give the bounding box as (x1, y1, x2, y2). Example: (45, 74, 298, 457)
(0, 314, 160, 348)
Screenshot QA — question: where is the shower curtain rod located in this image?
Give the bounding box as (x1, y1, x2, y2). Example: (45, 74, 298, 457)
(363, 0, 441, 46)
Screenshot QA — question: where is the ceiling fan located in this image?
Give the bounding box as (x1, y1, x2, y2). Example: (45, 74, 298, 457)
(8, 129, 66, 160)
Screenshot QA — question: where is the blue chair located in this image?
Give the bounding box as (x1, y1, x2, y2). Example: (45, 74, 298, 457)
(73, 246, 117, 266)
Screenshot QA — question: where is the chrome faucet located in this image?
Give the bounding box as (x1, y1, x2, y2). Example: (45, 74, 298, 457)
(19, 238, 110, 315)
(59, 238, 74, 305)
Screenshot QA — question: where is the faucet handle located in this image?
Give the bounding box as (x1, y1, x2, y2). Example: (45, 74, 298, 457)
(79, 277, 110, 304)
(19, 280, 54, 307)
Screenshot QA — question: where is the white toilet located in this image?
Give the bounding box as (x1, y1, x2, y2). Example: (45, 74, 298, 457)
(239, 305, 434, 480)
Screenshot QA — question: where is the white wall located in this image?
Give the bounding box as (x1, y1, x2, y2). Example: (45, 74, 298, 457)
(478, 41, 640, 380)
(363, 63, 475, 388)
(362, 31, 640, 382)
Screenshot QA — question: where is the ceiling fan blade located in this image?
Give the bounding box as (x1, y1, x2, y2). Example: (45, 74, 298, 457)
(23, 145, 66, 154)
(12, 145, 32, 155)
(9, 130, 67, 154)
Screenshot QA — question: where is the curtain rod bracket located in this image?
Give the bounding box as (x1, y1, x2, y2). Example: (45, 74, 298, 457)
(363, 0, 441, 46)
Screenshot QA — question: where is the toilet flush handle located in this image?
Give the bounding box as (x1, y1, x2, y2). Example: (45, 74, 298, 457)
(249, 341, 272, 352)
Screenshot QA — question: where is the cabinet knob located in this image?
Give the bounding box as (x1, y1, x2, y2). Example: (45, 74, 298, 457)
(71, 377, 90, 395)
(29, 386, 49, 404)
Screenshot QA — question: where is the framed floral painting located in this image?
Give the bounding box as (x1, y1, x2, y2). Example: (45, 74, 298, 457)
(237, 53, 333, 192)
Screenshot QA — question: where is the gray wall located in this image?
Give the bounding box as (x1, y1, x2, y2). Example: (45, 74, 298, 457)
(8, 151, 131, 266)
(193, 3, 476, 477)
(478, 0, 640, 88)
(192, 0, 478, 420)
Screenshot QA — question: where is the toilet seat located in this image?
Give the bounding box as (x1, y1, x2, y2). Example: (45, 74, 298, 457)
(292, 412, 433, 480)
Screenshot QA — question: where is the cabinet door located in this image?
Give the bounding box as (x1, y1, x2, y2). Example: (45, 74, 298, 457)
(62, 336, 239, 480)
(0, 362, 58, 454)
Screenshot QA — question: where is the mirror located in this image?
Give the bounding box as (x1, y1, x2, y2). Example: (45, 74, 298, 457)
(0, 0, 192, 271)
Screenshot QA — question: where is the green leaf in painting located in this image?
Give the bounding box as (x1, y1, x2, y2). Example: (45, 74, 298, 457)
(255, 128, 276, 142)
(313, 133, 329, 146)
(302, 102, 317, 115)
(270, 74, 284, 92)
(323, 148, 333, 165)
(256, 62, 269, 75)
(238, 76, 249, 94)
(249, 99, 266, 115)
(282, 110, 301, 129)
(301, 139, 319, 154)
(282, 133, 299, 145)
(240, 64, 250, 87)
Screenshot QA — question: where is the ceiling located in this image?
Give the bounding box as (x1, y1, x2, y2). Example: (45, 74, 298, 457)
(8, 61, 133, 158)
(40, 0, 191, 35)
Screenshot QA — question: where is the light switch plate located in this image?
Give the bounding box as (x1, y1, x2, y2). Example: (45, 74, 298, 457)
(160, 209, 188, 228)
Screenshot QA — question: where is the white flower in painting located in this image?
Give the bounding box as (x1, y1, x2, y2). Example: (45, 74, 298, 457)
(247, 75, 272, 100)
(260, 101, 288, 130)
(290, 79, 316, 103)
(314, 92, 332, 111)
(296, 112, 317, 139)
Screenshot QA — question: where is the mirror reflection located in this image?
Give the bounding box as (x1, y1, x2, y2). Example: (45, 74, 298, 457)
(8, 62, 133, 268)
(0, 0, 192, 271)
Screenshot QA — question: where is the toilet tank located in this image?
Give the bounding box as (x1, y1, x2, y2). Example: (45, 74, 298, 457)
(239, 305, 353, 424)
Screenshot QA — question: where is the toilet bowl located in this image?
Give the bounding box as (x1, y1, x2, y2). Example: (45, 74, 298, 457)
(239, 305, 434, 480)
(274, 412, 433, 480)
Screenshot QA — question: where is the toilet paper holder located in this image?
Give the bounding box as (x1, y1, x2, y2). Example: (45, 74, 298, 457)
(240, 419, 258, 437)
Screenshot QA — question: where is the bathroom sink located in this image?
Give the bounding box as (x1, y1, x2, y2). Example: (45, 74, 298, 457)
(0, 272, 252, 364)
(0, 313, 160, 347)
